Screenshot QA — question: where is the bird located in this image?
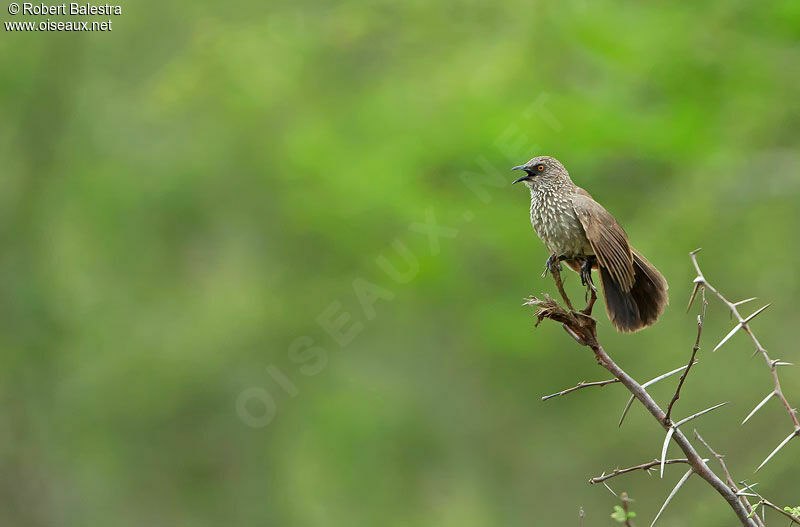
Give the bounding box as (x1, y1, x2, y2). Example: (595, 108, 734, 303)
(512, 155, 668, 332)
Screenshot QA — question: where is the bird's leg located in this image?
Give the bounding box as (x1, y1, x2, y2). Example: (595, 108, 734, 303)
(543, 254, 574, 312)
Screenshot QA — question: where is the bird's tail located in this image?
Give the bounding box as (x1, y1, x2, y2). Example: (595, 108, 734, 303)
(599, 250, 669, 333)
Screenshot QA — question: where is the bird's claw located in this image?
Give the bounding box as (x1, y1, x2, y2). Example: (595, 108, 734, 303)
(580, 273, 598, 292)
(543, 254, 562, 277)
(579, 259, 597, 292)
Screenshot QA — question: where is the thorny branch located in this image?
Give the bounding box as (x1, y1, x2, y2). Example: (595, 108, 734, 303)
(527, 256, 765, 526)
(529, 249, 800, 525)
(541, 377, 619, 401)
(588, 458, 691, 484)
(664, 287, 706, 423)
(688, 249, 800, 471)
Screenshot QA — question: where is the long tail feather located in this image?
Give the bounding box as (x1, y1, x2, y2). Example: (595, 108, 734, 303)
(599, 250, 668, 332)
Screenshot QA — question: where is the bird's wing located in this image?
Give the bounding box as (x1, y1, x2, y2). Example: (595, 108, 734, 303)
(572, 190, 635, 291)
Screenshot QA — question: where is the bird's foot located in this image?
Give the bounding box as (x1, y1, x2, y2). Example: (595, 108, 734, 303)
(542, 254, 566, 278)
(579, 258, 598, 315)
(579, 259, 598, 293)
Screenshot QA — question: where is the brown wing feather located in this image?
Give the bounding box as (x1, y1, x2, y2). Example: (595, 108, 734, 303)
(572, 190, 635, 292)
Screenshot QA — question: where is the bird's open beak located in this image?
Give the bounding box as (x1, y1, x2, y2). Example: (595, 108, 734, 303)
(511, 166, 531, 184)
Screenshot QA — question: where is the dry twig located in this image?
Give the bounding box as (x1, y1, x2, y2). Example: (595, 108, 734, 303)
(665, 288, 707, 423)
(589, 458, 691, 484)
(542, 378, 620, 401)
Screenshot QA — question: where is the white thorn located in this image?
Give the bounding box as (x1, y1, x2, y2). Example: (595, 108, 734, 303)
(650, 469, 693, 527)
(738, 481, 759, 492)
(602, 481, 618, 497)
(660, 429, 675, 478)
(645, 363, 697, 388)
(743, 303, 771, 324)
(714, 323, 743, 352)
(733, 297, 757, 307)
(618, 396, 636, 428)
(755, 430, 797, 472)
(674, 402, 730, 428)
(742, 393, 774, 425)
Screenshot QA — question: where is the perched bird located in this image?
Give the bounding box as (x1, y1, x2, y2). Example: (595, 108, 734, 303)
(512, 156, 668, 332)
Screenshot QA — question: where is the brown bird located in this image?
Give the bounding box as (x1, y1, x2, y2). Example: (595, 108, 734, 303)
(513, 155, 668, 332)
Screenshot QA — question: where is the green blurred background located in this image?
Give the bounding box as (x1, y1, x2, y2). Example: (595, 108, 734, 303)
(2, 0, 800, 525)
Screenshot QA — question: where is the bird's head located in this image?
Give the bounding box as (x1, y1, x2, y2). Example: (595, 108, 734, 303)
(511, 156, 569, 187)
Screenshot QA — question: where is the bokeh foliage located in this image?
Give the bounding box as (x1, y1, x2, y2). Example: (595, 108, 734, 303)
(1, 0, 800, 525)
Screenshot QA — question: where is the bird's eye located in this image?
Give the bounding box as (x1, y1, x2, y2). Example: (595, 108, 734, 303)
(536, 164, 544, 172)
